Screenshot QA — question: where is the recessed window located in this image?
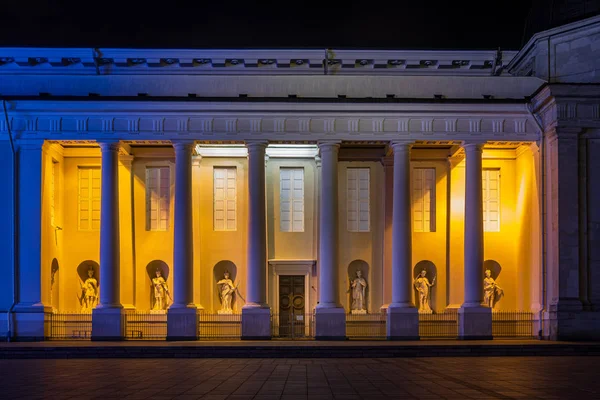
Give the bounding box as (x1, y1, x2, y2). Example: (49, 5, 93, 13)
(214, 167, 237, 231)
(50, 160, 58, 227)
(483, 169, 500, 232)
(146, 167, 170, 231)
(280, 167, 304, 232)
(78, 167, 101, 231)
(347, 168, 370, 232)
(413, 168, 436, 232)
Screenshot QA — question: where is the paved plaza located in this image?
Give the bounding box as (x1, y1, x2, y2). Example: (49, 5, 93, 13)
(1, 356, 599, 400)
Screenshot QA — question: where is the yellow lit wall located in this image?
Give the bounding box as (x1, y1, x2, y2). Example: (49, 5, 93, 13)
(337, 161, 384, 312)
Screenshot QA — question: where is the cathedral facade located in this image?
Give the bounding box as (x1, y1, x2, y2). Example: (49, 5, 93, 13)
(1, 15, 599, 341)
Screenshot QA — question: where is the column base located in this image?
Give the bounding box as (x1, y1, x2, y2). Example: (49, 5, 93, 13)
(92, 307, 124, 341)
(458, 305, 492, 340)
(315, 306, 346, 340)
(241, 306, 271, 340)
(167, 306, 199, 341)
(386, 305, 419, 340)
(12, 303, 52, 341)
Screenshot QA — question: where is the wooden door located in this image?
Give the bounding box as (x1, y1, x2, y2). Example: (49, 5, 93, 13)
(279, 275, 305, 338)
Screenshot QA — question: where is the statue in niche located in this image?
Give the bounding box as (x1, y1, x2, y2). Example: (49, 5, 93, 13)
(79, 266, 98, 313)
(414, 269, 436, 314)
(351, 270, 367, 314)
(151, 269, 171, 313)
(50, 266, 58, 313)
(483, 269, 504, 309)
(217, 271, 237, 314)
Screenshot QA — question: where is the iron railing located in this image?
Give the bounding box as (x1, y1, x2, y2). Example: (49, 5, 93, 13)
(124, 312, 167, 340)
(492, 311, 535, 338)
(346, 313, 387, 339)
(198, 313, 241, 340)
(271, 313, 315, 339)
(419, 311, 459, 339)
(48, 312, 92, 340)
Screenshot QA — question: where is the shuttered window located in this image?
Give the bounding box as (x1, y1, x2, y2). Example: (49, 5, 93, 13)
(483, 169, 500, 232)
(280, 167, 304, 232)
(78, 167, 101, 231)
(347, 168, 370, 232)
(146, 167, 170, 231)
(214, 167, 237, 231)
(413, 168, 436, 232)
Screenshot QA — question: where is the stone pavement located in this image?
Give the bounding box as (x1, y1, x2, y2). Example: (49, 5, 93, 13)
(1, 356, 599, 399)
(1, 339, 599, 358)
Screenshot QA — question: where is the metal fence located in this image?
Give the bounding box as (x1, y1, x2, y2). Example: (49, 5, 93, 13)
(346, 313, 387, 339)
(198, 313, 241, 340)
(419, 311, 459, 339)
(492, 311, 535, 338)
(48, 312, 92, 340)
(271, 313, 315, 339)
(124, 312, 167, 340)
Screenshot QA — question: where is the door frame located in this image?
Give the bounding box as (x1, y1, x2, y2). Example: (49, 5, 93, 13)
(268, 260, 315, 337)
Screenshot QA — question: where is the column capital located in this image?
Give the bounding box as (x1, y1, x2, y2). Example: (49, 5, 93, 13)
(191, 155, 202, 167)
(245, 140, 269, 151)
(172, 140, 196, 153)
(462, 141, 486, 152)
(390, 141, 413, 152)
(97, 140, 121, 153)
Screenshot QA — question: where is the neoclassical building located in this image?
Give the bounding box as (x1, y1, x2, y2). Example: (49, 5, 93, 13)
(1, 15, 599, 341)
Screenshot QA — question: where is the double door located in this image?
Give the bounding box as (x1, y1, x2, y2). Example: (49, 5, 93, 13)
(278, 275, 307, 338)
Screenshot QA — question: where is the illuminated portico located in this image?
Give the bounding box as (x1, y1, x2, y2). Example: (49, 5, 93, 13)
(2, 15, 600, 341)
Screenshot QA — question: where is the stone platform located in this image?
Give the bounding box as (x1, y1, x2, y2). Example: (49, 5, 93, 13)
(1, 340, 599, 359)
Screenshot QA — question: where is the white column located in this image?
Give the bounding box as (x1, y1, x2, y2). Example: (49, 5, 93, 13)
(241, 141, 270, 339)
(315, 141, 345, 339)
(167, 140, 198, 340)
(387, 141, 419, 340)
(459, 142, 492, 339)
(13, 140, 48, 340)
(92, 140, 124, 340)
(245, 141, 268, 307)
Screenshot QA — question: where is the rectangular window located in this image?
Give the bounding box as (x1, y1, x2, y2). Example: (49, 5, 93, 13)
(483, 169, 500, 232)
(413, 168, 436, 232)
(78, 166, 101, 231)
(146, 166, 170, 231)
(280, 167, 304, 232)
(214, 167, 237, 231)
(347, 167, 370, 232)
(50, 160, 58, 227)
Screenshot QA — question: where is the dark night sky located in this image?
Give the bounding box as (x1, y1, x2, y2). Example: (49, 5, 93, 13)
(0, 0, 536, 50)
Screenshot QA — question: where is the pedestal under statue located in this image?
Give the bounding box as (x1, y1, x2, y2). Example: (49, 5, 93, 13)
(151, 269, 171, 314)
(414, 269, 435, 314)
(351, 270, 367, 314)
(217, 271, 237, 314)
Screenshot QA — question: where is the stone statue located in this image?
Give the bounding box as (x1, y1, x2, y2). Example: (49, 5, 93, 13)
(351, 270, 367, 314)
(483, 269, 504, 309)
(217, 271, 237, 314)
(79, 266, 98, 313)
(414, 269, 435, 314)
(151, 269, 171, 312)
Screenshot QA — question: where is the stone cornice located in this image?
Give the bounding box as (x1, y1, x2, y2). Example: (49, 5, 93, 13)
(0, 48, 517, 77)
(0, 102, 540, 142)
(531, 84, 600, 132)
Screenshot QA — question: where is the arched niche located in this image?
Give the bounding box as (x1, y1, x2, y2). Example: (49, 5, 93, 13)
(213, 261, 238, 312)
(347, 260, 369, 312)
(76, 260, 99, 311)
(413, 260, 437, 313)
(146, 260, 170, 310)
(50, 258, 59, 310)
(483, 260, 502, 280)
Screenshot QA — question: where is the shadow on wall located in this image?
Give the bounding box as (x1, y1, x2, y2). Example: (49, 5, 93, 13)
(347, 259, 369, 312)
(413, 260, 437, 313)
(213, 260, 238, 313)
(146, 260, 170, 310)
(483, 259, 502, 280)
